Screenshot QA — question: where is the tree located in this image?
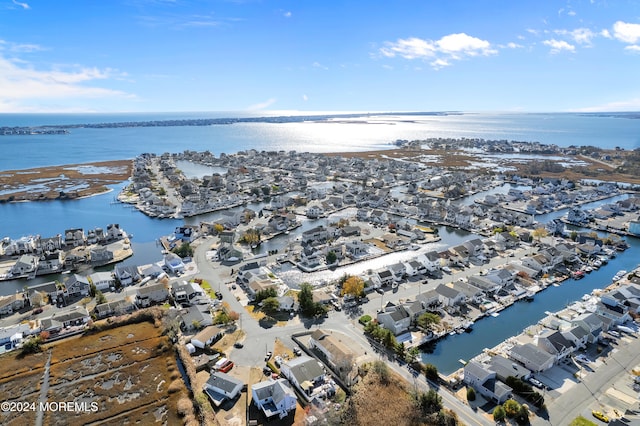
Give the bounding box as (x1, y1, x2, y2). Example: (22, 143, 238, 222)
(493, 405, 506, 422)
(570, 230, 578, 241)
(417, 312, 441, 329)
(298, 283, 314, 314)
(415, 389, 442, 415)
(255, 287, 277, 303)
(95, 290, 107, 305)
(262, 297, 280, 314)
(504, 399, 522, 418)
(89, 283, 97, 298)
(424, 363, 439, 381)
(173, 242, 193, 258)
(371, 360, 390, 384)
(466, 387, 476, 401)
(213, 223, 224, 234)
(532, 227, 548, 242)
(326, 251, 337, 265)
(341, 276, 365, 297)
(20, 336, 43, 355)
(516, 404, 530, 425)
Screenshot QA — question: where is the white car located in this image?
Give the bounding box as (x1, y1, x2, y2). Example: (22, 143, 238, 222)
(575, 354, 591, 364)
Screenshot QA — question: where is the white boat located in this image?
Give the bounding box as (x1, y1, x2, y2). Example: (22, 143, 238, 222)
(490, 312, 500, 317)
(612, 270, 627, 282)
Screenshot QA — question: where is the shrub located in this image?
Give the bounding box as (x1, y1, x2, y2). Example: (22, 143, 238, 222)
(358, 315, 372, 325)
(493, 405, 506, 422)
(466, 387, 476, 401)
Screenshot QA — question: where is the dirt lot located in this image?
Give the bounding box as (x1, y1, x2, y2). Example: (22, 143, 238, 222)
(0, 321, 190, 426)
(0, 160, 132, 202)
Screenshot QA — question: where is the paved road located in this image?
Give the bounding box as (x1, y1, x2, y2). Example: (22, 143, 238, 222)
(533, 334, 640, 426)
(191, 237, 495, 425)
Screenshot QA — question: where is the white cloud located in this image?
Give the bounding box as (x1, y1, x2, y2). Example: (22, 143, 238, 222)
(503, 42, 523, 49)
(0, 54, 133, 112)
(553, 28, 596, 45)
(284, 11, 292, 18)
(12, 0, 30, 9)
(246, 98, 277, 110)
(613, 21, 640, 44)
(302, 94, 308, 101)
(0, 39, 44, 52)
(379, 33, 495, 69)
(543, 39, 575, 53)
(312, 61, 328, 70)
(601, 29, 612, 39)
(568, 10, 576, 16)
(624, 45, 640, 53)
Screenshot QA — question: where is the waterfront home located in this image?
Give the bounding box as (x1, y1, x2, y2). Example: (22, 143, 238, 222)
(10, 254, 38, 277)
(114, 264, 141, 286)
(570, 312, 604, 343)
(64, 274, 91, 297)
(601, 284, 640, 314)
(521, 254, 553, 274)
(595, 301, 630, 325)
(375, 269, 395, 287)
(306, 203, 325, 219)
(89, 271, 115, 291)
(561, 326, 589, 350)
(26, 281, 62, 307)
(252, 379, 297, 420)
(0, 293, 25, 316)
(105, 223, 125, 241)
(417, 251, 441, 272)
(509, 343, 555, 372)
(463, 361, 512, 404)
(536, 329, 576, 362)
(345, 240, 368, 258)
(463, 238, 484, 258)
(164, 252, 186, 274)
(94, 299, 134, 319)
(486, 269, 515, 287)
(35, 235, 64, 254)
(468, 276, 501, 294)
(301, 226, 329, 246)
(203, 372, 244, 407)
(280, 356, 326, 401)
(377, 305, 411, 335)
(36, 251, 64, 274)
(63, 228, 86, 247)
(416, 290, 442, 312)
(434, 284, 466, 307)
(190, 326, 223, 349)
(451, 281, 485, 306)
(388, 263, 406, 281)
(488, 355, 531, 383)
(90, 246, 114, 265)
(493, 232, 520, 251)
(140, 264, 164, 279)
(404, 260, 426, 277)
(135, 282, 170, 307)
(449, 245, 471, 265)
(567, 207, 589, 224)
(310, 329, 356, 374)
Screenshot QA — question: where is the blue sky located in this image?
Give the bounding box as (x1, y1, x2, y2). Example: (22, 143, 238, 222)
(0, 0, 639, 113)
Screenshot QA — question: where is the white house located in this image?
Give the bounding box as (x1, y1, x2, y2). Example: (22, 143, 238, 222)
(135, 282, 169, 307)
(377, 306, 411, 335)
(280, 356, 325, 400)
(190, 326, 223, 349)
(164, 252, 186, 274)
(252, 379, 297, 420)
(89, 271, 115, 291)
(203, 372, 244, 407)
(463, 361, 512, 404)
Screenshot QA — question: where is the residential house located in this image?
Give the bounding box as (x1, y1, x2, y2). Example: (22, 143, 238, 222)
(179, 306, 213, 331)
(561, 326, 589, 350)
(463, 361, 512, 404)
(136, 283, 170, 307)
(404, 260, 426, 277)
(463, 238, 485, 258)
(306, 203, 325, 219)
(276, 296, 296, 312)
(488, 355, 531, 382)
(252, 379, 297, 420)
(509, 343, 555, 372)
(88, 271, 115, 291)
(191, 326, 223, 349)
(280, 356, 326, 400)
(570, 312, 603, 343)
(434, 284, 466, 307)
(451, 281, 485, 305)
(172, 281, 205, 305)
(89, 246, 114, 265)
(0, 323, 32, 351)
(64, 274, 91, 297)
(106, 223, 125, 241)
(114, 264, 141, 286)
(0, 294, 25, 316)
(26, 281, 62, 307)
(164, 252, 186, 274)
(64, 228, 85, 247)
(10, 254, 39, 277)
(417, 251, 441, 272)
(39, 307, 90, 334)
(449, 245, 471, 265)
(536, 329, 576, 362)
(377, 305, 411, 335)
(203, 372, 244, 407)
(94, 299, 134, 319)
(388, 263, 406, 282)
(301, 226, 328, 245)
(310, 329, 356, 374)
(595, 302, 630, 325)
(375, 269, 395, 287)
(345, 240, 368, 258)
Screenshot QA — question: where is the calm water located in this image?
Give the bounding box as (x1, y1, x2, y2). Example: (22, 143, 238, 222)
(1, 112, 639, 170)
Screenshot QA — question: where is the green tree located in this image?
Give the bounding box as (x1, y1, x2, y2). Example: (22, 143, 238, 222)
(298, 283, 314, 314)
(516, 404, 530, 425)
(89, 283, 97, 298)
(261, 297, 280, 314)
(504, 399, 522, 418)
(20, 336, 43, 355)
(424, 363, 439, 381)
(415, 389, 442, 415)
(417, 312, 441, 329)
(493, 405, 506, 422)
(466, 387, 476, 401)
(173, 242, 193, 257)
(326, 251, 337, 265)
(255, 287, 277, 303)
(95, 290, 107, 305)
(371, 360, 390, 384)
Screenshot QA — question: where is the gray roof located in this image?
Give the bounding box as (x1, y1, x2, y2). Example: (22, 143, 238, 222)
(435, 284, 461, 299)
(284, 356, 324, 384)
(205, 372, 243, 394)
(510, 343, 554, 367)
(488, 355, 531, 380)
(252, 379, 296, 405)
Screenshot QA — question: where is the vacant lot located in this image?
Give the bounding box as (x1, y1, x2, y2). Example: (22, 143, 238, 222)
(0, 321, 190, 425)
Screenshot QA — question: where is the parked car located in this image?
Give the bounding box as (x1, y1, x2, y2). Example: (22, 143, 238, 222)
(293, 347, 302, 356)
(32, 308, 43, 315)
(591, 410, 609, 423)
(265, 351, 272, 361)
(215, 291, 223, 300)
(528, 377, 544, 389)
(233, 342, 244, 349)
